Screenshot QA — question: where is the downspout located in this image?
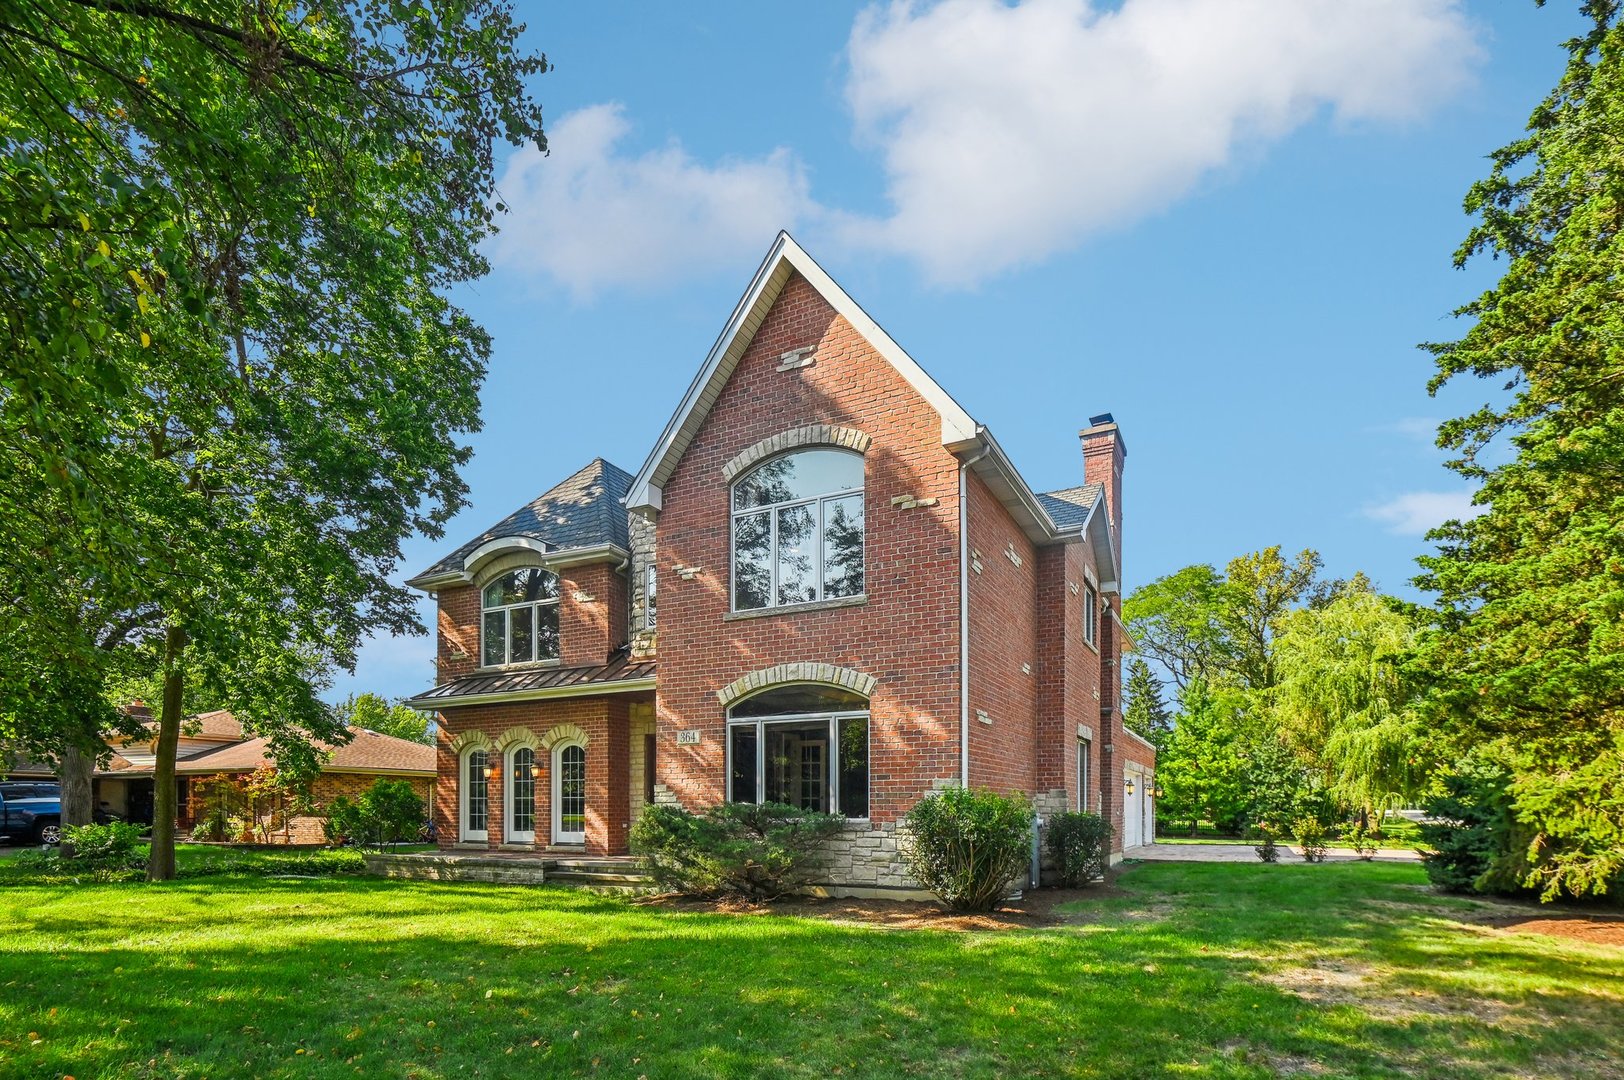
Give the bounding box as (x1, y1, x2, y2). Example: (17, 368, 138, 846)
(958, 440, 990, 788)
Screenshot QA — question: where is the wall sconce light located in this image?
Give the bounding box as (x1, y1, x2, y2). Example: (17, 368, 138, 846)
(1125, 776, 1135, 797)
(1152, 783, 1164, 799)
(483, 762, 496, 779)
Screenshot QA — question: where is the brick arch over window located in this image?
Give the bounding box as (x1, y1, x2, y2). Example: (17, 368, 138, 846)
(720, 424, 871, 484)
(539, 723, 590, 750)
(448, 730, 494, 754)
(495, 726, 539, 753)
(715, 663, 877, 708)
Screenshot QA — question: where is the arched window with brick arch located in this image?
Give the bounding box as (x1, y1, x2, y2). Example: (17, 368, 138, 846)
(730, 448, 864, 611)
(726, 683, 869, 819)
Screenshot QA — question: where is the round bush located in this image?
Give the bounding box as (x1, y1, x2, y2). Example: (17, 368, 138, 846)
(902, 787, 1034, 911)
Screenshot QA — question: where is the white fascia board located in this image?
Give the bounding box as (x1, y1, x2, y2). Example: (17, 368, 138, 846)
(543, 544, 631, 570)
(404, 570, 467, 593)
(627, 231, 979, 512)
(408, 677, 657, 710)
(962, 427, 1072, 546)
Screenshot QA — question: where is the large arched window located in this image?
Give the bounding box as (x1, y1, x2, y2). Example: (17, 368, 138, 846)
(731, 449, 864, 611)
(482, 567, 560, 666)
(727, 684, 869, 818)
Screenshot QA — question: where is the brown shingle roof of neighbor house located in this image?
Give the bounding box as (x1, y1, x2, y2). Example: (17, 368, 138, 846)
(407, 650, 656, 708)
(171, 729, 435, 776)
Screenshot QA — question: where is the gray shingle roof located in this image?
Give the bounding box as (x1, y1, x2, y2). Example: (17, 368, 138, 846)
(1037, 483, 1102, 530)
(417, 458, 633, 579)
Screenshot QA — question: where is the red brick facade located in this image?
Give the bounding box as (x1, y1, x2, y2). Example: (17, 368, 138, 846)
(421, 242, 1150, 870)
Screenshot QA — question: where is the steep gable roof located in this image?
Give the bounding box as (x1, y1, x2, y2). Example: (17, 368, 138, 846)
(410, 458, 632, 589)
(626, 232, 978, 512)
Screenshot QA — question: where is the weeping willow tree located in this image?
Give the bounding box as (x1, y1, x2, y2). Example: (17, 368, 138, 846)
(1271, 589, 1425, 823)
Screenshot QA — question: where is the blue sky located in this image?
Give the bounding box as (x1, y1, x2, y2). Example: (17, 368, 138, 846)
(331, 0, 1589, 704)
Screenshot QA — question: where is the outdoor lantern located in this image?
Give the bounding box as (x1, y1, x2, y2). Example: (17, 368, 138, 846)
(1125, 776, 1135, 797)
(1153, 782, 1165, 799)
(483, 762, 496, 779)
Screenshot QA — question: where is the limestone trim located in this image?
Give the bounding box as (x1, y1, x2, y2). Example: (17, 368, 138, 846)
(539, 723, 590, 750)
(715, 663, 876, 708)
(495, 726, 540, 752)
(447, 730, 494, 754)
(720, 424, 872, 484)
(472, 550, 554, 591)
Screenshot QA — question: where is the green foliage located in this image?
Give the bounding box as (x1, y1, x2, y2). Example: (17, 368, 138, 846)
(1122, 658, 1173, 750)
(629, 802, 845, 900)
(322, 779, 425, 852)
(61, 822, 147, 869)
(1122, 564, 1233, 691)
(1273, 588, 1426, 818)
(1246, 824, 1280, 863)
(1418, 759, 1527, 896)
(1413, 4, 1624, 898)
(1342, 821, 1379, 861)
(0, 0, 548, 878)
(1153, 680, 1252, 833)
(902, 786, 1034, 911)
(338, 693, 434, 745)
(1046, 811, 1113, 887)
(1293, 819, 1329, 863)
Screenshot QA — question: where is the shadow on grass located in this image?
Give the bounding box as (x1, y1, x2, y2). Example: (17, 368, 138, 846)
(0, 865, 1619, 1079)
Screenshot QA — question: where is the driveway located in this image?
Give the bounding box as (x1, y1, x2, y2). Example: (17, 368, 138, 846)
(1123, 843, 1422, 863)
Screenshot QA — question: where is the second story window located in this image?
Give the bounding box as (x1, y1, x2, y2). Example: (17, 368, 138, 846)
(482, 568, 560, 666)
(1083, 581, 1099, 647)
(731, 448, 864, 611)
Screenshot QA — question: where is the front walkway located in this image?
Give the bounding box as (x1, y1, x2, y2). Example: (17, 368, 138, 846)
(1123, 843, 1422, 863)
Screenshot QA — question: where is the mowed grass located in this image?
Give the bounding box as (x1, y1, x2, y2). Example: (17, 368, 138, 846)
(1, 862, 1620, 1079)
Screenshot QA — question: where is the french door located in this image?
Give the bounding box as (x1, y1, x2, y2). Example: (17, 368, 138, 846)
(553, 743, 586, 844)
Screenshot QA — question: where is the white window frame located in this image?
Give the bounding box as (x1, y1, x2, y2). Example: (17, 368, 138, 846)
(729, 451, 866, 613)
(459, 747, 490, 842)
(480, 569, 561, 667)
(725, 706, 871, 820)
(506, 745, 536, 844)
(552, 741, 586, 845)
(1083, 582, 1099, 647)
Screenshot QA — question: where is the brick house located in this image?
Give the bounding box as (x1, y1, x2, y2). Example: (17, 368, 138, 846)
(407, 233, 1155, 891)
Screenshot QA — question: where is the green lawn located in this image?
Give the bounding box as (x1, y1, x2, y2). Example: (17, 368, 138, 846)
(1, 862, 1619, 1079)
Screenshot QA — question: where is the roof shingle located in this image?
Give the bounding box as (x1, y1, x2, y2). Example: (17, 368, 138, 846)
(1037, 483, 1102, 530)
(417, 458, 633, 580)
(408, 651, 655, 706)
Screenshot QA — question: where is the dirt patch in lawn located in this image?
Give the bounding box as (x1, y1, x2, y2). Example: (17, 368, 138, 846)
(639, 885, 1129, 931)
(1261, 959, 1517, 1023)
(1487, 913, 1624, 948)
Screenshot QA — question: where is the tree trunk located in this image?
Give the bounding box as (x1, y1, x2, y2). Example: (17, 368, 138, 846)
(58, 743, 95, 857)
(147, 624, 186, 881)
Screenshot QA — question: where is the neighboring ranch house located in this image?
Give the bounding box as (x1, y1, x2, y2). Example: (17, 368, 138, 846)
(407, 233, 1156, 891)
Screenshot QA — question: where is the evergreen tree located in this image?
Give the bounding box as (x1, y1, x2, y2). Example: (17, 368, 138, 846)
(1123, 657, 1173, 750)
(1417, 1, 1624, 898)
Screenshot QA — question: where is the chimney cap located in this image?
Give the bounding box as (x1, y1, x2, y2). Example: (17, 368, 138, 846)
(1087, 412, 1115, 427)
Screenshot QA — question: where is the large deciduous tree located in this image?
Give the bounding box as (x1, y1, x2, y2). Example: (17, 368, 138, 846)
(1416, 1, 1624, 898)
(0, 0, 548, 878)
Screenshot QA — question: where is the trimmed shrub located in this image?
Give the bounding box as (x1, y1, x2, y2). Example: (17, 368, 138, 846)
(62, 822, 148, 869)
(322, 779, 425, 851)
(1247, 824, 1279, 863)
(903, 786, 1034, 911)
(1342, 821, 1379, 861)
(1293, 818, 1329, 863)
(630, 802, 845, 899)
(178, 848, 367, 878)
(1046, 811, 1112, 887)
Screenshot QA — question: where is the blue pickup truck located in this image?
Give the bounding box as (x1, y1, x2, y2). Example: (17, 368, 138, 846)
(0, 782, 62, 845)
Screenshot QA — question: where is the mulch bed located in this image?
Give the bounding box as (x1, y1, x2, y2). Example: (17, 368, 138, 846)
(639, 884, 1127, 931)
(1486, 913, 1624, 948)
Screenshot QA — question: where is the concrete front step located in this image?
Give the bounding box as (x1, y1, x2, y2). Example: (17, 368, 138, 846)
(364, 851, 654, 891)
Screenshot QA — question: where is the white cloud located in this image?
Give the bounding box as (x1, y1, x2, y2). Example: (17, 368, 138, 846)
(489, 104, 818, 298)
(840, 0, 1481, 285)
(1364, 489, 1482, 535)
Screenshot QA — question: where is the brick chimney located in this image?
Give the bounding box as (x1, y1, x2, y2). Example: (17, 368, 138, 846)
(1081, 413, 1125, 558)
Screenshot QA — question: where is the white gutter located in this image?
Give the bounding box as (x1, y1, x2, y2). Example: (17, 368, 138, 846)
(958, 440, 990, 788)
